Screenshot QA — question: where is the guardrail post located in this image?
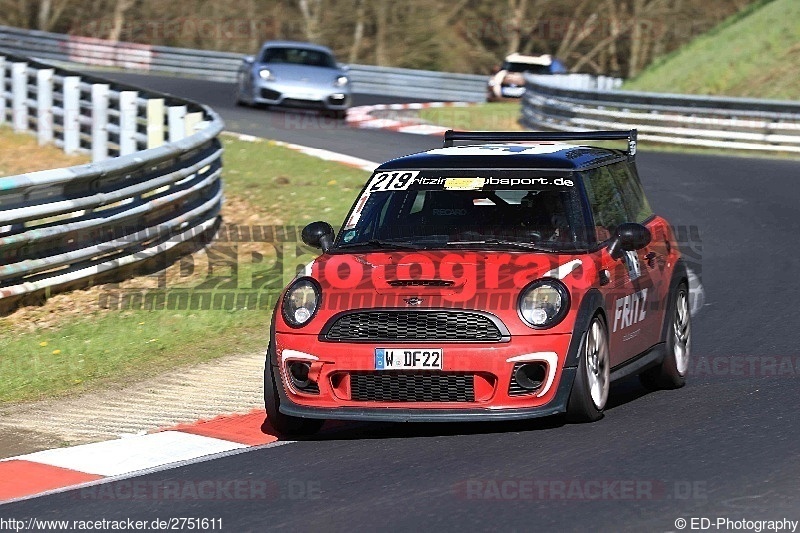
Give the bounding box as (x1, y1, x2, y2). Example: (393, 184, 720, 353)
(168, 105, 186, 142)
(62, 76, 81, 154)
(91, 83, 109, 162)
(11, 62, 28, 132)
(184, 112, 202, 137)
(119, 90, 138, 155)
(0, 57, 6, 125)
(147, 98, 165, 148)
(36, 68, 54, 145)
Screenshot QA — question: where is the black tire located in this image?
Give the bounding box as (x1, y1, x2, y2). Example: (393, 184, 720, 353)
(263, 344, 324, 437)
(234, 86, 249, 107)
(640, 282, 691, 390)
(566, 314, 610, 423)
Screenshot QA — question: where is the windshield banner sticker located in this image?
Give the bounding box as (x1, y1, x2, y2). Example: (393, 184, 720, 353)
(444, 177, 485, 190)
(366, 171, 574, 192)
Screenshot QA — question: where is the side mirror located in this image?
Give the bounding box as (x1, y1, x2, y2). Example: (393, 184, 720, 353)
(608, 222, 651, 259)
(242, 55, 255, 64)
(302, 221, 335, 252)
(338, 63, 350, 71)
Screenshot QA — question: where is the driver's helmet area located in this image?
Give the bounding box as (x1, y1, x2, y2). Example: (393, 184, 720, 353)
(379, 189, 578, 244)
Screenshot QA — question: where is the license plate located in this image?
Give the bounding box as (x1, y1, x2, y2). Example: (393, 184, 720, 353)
(290, 92, 316, 100)
(375, 348, 443, 370)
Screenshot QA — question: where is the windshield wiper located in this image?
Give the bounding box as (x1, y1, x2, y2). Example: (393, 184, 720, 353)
(447, 239, 553, 252)
(336, 239, 423, 250)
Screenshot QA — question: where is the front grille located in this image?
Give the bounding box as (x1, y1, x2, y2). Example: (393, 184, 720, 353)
(282, 98, 324, 109)
(350, 372, 474, 402)
(324, 311, 504, 342)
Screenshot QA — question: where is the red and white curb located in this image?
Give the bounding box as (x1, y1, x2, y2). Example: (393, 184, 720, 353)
(0, 410, 280, 503)
(346, 101, 473, 135)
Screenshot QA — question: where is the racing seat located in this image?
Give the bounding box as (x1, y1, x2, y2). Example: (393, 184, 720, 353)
(419, 192, 476, 235)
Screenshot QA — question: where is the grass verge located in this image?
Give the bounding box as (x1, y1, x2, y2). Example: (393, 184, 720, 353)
(623, 0, 799, 99)
(419, 102, 523, 131)
(0, 135, 370, 403)
(0, 126, 90, 175)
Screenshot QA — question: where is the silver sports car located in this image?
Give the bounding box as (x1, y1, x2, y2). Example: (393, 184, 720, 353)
(235, 41, 351, 118)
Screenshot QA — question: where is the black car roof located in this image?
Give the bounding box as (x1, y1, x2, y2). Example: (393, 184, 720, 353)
(375, 143, 629, 172)
(376, 130, 637, 172)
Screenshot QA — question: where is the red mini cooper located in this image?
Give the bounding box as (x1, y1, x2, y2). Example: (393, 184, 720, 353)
(264, 130, 691, 436)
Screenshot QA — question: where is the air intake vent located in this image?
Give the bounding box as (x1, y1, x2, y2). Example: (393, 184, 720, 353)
(387, 279, 455, 287)
(323, 310, 506, 342)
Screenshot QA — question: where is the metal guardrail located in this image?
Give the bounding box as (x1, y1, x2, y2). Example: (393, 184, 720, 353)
(521, 74, 800, 153)
(0, 51, 224, 311)
(0, 25, 487, 102)
(345, 64, 485, 102)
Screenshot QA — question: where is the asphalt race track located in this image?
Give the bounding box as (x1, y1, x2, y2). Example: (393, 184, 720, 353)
(3, 73, 800, 531)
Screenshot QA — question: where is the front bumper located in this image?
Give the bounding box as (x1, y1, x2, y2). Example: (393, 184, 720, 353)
(253, 79, 350, 110)
(273, 332, 575, 421)
(278, 367, 577, 422)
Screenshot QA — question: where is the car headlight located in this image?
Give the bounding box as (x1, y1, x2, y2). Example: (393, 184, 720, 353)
(334, 75, 349, 87)
(518, 279, 569, 328)
(259, 68, 275, 80)
(282, 278, 321, 327)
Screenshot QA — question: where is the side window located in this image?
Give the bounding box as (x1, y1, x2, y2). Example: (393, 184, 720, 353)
(609, 163, 653, 223)
(409, 191, 426, 214)
(584, 166, 628, 241)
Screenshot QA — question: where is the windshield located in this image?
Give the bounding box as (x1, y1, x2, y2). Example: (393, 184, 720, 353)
(335, 171, 591, 251)
(261, 47, 337, 68)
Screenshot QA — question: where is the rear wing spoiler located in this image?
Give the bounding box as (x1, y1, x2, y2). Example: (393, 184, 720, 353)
(443, 129, 638, 156)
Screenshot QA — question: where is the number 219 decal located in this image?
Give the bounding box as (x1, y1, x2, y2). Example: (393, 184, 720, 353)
(368, 171, 420, 192)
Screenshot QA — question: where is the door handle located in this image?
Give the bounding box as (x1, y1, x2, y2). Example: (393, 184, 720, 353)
(645, 251, 657, 268)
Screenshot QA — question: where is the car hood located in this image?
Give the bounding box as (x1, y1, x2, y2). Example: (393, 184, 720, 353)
(258, 63, 343, 85)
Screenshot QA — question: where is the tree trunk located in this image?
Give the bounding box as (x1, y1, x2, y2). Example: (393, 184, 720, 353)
(297, 0, 323, 42)
(349, 0, 365, 63)
(555, 0, 593, 60)
(108, 0, 135, 42)
(505, 0, 529, 55)
(374, 0, 389, 66)
(628, 0, 645, 77)
(37, 0, 51, 30)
